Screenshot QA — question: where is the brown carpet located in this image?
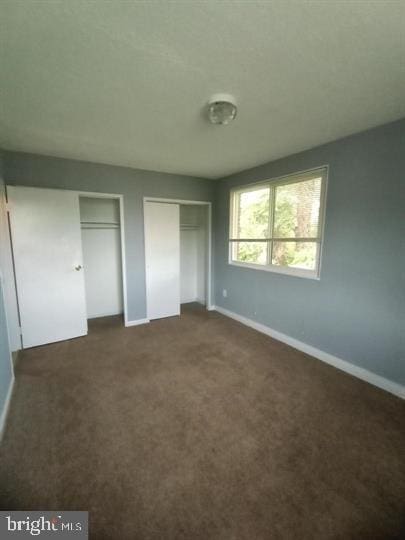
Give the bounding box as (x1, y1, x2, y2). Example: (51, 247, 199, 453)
(0, 304, 404, 539)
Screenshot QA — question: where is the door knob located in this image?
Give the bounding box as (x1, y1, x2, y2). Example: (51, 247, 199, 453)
(75, 265, 82, 271)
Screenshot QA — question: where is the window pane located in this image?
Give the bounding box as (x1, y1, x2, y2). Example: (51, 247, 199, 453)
(273, 177, 322, 238)
(272, 241, 317, 270)
(231, 241, 268, 265)
(235, 187, 270, 239)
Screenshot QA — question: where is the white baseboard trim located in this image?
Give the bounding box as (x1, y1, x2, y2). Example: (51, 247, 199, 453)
(214, 305, 405, 400)
(0, 375, 15, 442)
(125, 318, 150, 327)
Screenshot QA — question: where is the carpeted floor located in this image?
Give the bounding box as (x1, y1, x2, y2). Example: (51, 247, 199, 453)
(0, 303, 404, 539)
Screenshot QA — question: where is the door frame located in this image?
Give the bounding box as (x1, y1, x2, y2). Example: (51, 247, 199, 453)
(143, 197, 213, 311)
(77, 191, 128, 325)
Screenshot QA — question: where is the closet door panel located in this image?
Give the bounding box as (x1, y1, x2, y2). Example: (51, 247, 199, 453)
(144, 202, 180, 320)
(7, 186, 87, 348)
(180, 229, 198, 303)
(81, 227, 123, 318)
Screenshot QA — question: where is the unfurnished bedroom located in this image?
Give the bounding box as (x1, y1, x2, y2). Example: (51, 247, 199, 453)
(0, 1, 404, 539)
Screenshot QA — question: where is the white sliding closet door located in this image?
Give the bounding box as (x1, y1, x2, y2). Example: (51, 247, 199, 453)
(81, 228, 123, 318)
(144, 202, 180, 320)
(7, 186, 87, 348)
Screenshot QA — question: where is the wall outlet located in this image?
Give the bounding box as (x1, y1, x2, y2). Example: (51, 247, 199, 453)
(222, 289, 227, 298)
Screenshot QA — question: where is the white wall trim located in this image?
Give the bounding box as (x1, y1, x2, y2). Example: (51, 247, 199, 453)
(0, 268, 16, 441)
(213, 305, 405, 400)
(2, 188, 22, 351)
(125, 318, 150, 327)
(0, 374, 15, 442)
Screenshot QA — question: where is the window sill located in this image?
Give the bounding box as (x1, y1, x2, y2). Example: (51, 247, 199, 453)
(228, 260, 320, 280)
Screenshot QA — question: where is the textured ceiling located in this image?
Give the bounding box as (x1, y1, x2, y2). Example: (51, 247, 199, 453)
(1, 0, 404, 179)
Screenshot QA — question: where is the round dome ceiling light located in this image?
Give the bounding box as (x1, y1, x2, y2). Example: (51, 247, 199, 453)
(207, 93, 237, 125)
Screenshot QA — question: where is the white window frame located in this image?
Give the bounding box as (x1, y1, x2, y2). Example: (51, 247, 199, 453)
(228, 166, 328, 279)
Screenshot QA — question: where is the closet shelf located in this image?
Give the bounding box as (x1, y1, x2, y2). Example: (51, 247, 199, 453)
(80, 221, 120, 225)
(81, 220, 120, 230)
(81, 226, 119, 230)
(180, 223, 200, 230)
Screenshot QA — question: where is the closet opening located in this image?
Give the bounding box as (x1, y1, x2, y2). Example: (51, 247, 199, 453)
(143, 198, 212, 321)
(180, 204, 208, 309)
(79, 195, 125, 323)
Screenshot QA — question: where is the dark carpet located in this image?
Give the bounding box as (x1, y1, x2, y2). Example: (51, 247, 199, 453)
(0, 304, 404, 539)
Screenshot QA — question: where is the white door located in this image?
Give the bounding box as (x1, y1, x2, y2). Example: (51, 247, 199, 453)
(144, 202, 180, 320)
(7, 186, 88, 348)
(81, 227, 123, 318)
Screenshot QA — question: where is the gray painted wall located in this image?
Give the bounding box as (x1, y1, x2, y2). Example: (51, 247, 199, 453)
(0, 152, 14, 426)
(4, 152, 216, 323)
(215, 119, 405, 385)
(2, 120, 404, 388)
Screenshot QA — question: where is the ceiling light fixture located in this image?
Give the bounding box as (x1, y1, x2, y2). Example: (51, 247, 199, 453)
(207, 93, 237, 125)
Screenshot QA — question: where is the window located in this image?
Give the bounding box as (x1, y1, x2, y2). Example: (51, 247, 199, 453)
(229, 167, 327, 278)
